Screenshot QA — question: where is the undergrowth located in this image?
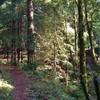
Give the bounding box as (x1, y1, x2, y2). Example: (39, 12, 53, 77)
(0, 69, 13, 100)
(26, 69, 85, 100)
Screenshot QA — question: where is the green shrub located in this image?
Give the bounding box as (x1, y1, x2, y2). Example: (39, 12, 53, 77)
(0, 70, 13, 100)
(22, 61, 39, 71)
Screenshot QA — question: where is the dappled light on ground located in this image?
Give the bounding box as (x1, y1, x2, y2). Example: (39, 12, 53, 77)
(0, 78, 14, 91)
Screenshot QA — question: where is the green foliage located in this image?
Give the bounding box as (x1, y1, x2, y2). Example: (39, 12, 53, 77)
(22, 61, 39, 71)
(0, 87, 12, 100)
(0, 70, 13, 100)
(67, 83, 85, 100)
(0, 0, 100, 99)
(28, 74, 85, 100)
(36, 70, 49, 78)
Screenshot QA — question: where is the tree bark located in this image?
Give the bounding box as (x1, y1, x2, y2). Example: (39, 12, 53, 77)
(27, 0, 35, 64)
(93, 76, 100, 100)
(11, 21, 17, 65)
(17, 15, 22, 63)
(77, 0, 90, 100)
(11, 0, 17, 65)
(73, 9, 77, 56)
(84, 0, 94, 59)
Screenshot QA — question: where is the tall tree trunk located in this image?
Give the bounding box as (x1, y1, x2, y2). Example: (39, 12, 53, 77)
(11, 0, 17, 65)
(27, 0, 35, 64)
(93, 76, 100, 100)
(84, 0, 94, 59)
(73, 10, 78, 76)
(17, 15, 22, 63)
(84, 1, 100, 98)
(73, 7, 77, 57)
(77, 0, 90, 100)
(11, 21, 17, 65)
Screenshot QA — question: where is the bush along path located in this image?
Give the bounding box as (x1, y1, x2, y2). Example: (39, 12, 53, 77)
(10, 68, 31, 100)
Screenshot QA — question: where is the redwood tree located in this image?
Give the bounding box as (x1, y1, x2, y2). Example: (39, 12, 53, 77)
(27, 0, 35, 64)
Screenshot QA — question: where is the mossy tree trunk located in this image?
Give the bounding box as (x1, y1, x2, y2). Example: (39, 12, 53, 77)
(84, 0, 95, 60)
(77, 0, 90, 100)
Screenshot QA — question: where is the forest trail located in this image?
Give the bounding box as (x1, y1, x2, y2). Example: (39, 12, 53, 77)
(10, 68, 30, 100)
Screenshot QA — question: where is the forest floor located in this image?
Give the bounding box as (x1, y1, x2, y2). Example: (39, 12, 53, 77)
(0, 66, 32, 100)
(0, 65, 85, 100)
(0, 56, 100, 100)
(10, 68, 31, 100)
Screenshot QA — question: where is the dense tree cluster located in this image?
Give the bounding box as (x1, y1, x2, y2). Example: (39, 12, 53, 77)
(0, 0, 100, 99)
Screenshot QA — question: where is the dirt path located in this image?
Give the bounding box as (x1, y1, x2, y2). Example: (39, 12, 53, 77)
(10, 68, 30, 100)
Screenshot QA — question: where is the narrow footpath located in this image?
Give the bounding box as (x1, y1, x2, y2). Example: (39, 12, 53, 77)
(10, 68, 30, 100)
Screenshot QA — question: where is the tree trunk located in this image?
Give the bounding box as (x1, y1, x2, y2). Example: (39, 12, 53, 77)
(11, 0, 17, 65)
(11, 21, 17, 65)
(93, 76, 100, 100)
(17, 15, 22, 63)
(27, 0, 35, 64)
(73, 10, 77, 56)
(6, 47, 9, 62)
(84, 0, 94, 59)
(73, 10, 78, 77)
(77, 0, 90, 100)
